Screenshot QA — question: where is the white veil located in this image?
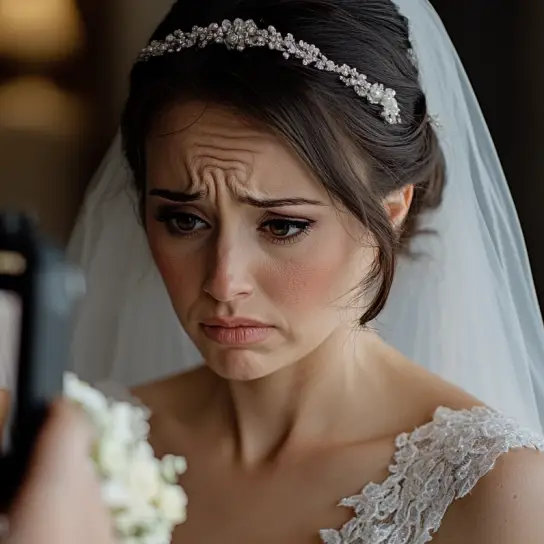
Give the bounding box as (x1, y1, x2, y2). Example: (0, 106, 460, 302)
(67, 0, 544, 432)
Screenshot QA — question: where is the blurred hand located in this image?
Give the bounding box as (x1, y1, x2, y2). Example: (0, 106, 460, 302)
(6, 401, 116, 544)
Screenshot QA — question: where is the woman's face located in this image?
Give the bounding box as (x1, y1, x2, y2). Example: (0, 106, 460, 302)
(145, 102, 398, 381)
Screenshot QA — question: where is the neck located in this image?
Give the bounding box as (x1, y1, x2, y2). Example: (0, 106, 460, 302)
(218, 328, 384, 466)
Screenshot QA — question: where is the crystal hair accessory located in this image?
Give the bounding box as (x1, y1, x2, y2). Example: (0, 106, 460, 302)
(137, 18, 401, 125)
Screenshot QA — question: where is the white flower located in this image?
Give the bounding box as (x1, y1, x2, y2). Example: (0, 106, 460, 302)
(63, 372, 188, 544)
(64, 372, 108, 419)
(101, 479, 131, 509)
(156, 484, 188, 524)
(96, 435, 127, 477)
(160, 454, 187, 484)
(108, 402, 143, 445)
(127, 456, 162, 503)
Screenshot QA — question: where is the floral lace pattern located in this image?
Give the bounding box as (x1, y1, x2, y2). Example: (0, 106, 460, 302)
(320, 406, 544, 544)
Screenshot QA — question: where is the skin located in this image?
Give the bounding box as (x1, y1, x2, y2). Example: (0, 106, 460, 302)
(7, 402, 116, 544)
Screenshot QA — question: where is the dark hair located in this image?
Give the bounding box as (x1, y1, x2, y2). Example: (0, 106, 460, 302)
(121, 0, 446, 326)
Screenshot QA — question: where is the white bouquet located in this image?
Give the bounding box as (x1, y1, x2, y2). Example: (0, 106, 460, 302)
(63, 373, 187, 544)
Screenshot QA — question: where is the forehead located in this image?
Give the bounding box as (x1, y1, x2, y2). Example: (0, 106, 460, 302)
(145, 101, 324, 197)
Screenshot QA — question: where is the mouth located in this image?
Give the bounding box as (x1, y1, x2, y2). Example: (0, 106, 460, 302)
(201, 316, 270, 328)
(200, 317, 273, 346)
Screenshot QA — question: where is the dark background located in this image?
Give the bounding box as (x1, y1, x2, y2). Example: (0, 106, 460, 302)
(431, 0, 544, 304)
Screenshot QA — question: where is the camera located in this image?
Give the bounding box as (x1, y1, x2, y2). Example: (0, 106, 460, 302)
(0, 211, 85, 506)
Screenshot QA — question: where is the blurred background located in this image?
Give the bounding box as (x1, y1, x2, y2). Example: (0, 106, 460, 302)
(0, 1, 542, 301)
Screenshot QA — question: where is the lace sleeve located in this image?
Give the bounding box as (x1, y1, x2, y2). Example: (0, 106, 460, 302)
(320, 407, 544, 544)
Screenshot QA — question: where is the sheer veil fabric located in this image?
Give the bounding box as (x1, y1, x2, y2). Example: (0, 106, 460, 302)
(66, 0, 544, 432)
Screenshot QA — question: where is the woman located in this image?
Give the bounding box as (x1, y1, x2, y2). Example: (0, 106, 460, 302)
(67, 0, 544, 542)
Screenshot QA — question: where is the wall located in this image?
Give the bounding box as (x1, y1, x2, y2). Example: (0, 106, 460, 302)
(0, 0, 171, 244)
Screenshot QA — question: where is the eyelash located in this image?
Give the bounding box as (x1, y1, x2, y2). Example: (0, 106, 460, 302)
(154, 209, 315, 245)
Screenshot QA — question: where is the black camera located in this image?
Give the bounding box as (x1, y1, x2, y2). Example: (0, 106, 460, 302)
(0, 212, 85, 506)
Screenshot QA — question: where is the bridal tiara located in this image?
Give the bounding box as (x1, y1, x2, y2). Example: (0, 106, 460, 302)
(137, 18, 402, 125)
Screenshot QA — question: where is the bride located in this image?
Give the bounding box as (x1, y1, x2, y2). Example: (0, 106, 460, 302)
(67, 0, 544, 542)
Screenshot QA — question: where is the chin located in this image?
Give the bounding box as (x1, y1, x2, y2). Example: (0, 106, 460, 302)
(204, 348, 276, 382)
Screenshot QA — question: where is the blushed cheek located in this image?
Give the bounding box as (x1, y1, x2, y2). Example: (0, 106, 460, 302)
(264, 242, 359, 310)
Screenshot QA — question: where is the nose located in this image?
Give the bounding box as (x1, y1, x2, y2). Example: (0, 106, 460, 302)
(202, 235, 254, 303)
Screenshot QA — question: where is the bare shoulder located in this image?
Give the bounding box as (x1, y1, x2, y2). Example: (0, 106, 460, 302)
(437, 439, 544, 543)
(131, 364, 213, 416)
(387, 353, 544, 543)
(130, 366, 218, 458)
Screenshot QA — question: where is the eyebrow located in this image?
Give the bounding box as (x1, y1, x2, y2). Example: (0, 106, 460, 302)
(148, 189, 326, 208)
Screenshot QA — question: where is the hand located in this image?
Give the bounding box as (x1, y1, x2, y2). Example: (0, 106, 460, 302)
(6, 401, 116, 544)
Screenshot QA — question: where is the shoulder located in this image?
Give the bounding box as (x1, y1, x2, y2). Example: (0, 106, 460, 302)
(419, 406, 544, 543)
(94, 366, 211, 413)
(130, 366, 214, 416)
(438, 446, 544, 543)
(380, 405, 544, 542)
(427, 406, 544, 497)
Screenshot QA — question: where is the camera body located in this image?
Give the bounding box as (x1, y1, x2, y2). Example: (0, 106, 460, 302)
(0, 212, 85, 505)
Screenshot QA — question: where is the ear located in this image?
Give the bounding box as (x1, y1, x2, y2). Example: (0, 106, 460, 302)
(383, 185, 414, 227)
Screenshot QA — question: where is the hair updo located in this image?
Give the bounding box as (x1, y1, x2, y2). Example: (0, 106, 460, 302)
(121, 0, 446, 326)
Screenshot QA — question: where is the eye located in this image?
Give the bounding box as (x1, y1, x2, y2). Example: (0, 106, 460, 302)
(170, 214, 205, 232)
(155, 209, 209, 236)
(260, 218, 314, 243)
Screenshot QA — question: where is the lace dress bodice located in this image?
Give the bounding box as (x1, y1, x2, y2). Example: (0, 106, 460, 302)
(97, 383, 544, 544)
(320, 406, 544, 544)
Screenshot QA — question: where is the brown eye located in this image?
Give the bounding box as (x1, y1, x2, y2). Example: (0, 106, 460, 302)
(268, 220, 292, 237)
(261, 219, 313, 241)
(170, 215, 201, 232)
(155, 209, 209, 236)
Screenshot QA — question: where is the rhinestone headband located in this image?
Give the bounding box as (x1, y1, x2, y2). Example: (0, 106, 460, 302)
(137, 18, 401, 125)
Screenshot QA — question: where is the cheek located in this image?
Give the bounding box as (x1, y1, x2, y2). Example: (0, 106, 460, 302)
(268, 259, 335, 308)
(146, 226, 200, 305)
(262, 231, 366, 309)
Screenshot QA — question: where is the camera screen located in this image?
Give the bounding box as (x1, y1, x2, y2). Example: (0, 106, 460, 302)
(0, 290, 21, 454)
